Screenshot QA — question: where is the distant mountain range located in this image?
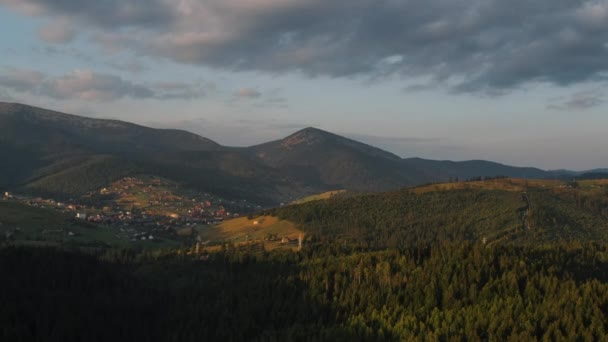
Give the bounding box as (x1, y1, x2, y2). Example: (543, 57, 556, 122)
(0, 102, 598, 204)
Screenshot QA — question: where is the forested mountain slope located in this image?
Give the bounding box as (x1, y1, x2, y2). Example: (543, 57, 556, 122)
(267, 178, 608, 248)
(0, 102, 589, 204)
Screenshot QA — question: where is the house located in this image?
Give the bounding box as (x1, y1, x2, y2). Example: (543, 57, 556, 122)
(3, 192, 11, 198)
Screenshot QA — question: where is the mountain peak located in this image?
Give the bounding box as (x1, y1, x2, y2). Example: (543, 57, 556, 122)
(296, 126, 328, 134)
(281, 127, 334, 148)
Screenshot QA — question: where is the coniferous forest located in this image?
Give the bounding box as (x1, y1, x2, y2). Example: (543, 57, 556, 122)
(3, 179, 608, 340)
(3, 240, 608, 341)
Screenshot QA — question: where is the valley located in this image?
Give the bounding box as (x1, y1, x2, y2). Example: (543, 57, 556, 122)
(2, 102, 608, 341)
(3, 0, 608, 338)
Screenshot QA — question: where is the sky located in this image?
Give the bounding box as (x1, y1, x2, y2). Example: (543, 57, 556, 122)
(0, 1, 607, 170)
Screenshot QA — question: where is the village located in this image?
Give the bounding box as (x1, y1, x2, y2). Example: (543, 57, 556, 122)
(2, 176, 262, 244)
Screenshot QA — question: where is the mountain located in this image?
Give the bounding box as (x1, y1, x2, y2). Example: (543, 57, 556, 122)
(402, 157, 552, 180)
(0, 102, 593, 204)
(0, 102, 220, 154)
(0, 102, 296, 204)
(247, 127, 566, 192)
(246, 127, 431, 191)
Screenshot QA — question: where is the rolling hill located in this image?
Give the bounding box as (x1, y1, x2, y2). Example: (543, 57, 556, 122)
(266, 178, 608, 248)
(0, 102, 591, 205)
(402, 157, 552, 180)
(0, 200, 127, 247)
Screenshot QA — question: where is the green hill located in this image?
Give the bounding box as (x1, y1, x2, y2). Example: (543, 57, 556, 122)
(267, 178, 608, 247)
(0, 200, 119, 247)
(0, 200, 181, 248)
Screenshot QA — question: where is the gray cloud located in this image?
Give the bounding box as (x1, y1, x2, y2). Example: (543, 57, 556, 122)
(152, 81, 215, 100)
(1, 0, 174, 28)
(548, 88, 606, 111)
(40, 46, 149, 74)
(4, 0, 608, 92)
(0, 68, 207, 101)
(108, 60, 148, 74)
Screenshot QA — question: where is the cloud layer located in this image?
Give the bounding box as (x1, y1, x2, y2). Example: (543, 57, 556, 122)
(3, 0, 608, 92)
(0, 68, 209, 101)
(548, 88, 606, 111)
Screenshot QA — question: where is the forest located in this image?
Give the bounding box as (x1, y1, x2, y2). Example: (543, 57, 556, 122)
(2, 240, 608, 341)
(3, 181, 608, 340)
(266, 185, 608, 248)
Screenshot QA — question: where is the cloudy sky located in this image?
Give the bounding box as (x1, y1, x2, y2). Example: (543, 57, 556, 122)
(1, 0, 608, 170)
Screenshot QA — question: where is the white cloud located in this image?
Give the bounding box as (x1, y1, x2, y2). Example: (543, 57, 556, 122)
(38, 19, 75, 44)
(0, 68, 46, 92)
(44, 70, 152, 101)
(235, 88, 262, 99)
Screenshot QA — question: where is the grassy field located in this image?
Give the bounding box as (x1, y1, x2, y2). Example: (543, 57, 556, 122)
(197, 216, 303, 251)
(578, 179, 608, 187)
(0, 200, 119, 246)
(413, 178, 564, 194)
(0, 200, 177, 248)
(291, 190, 346, 204)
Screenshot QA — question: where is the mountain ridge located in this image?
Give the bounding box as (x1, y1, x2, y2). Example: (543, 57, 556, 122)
(0, 101, 593, 204)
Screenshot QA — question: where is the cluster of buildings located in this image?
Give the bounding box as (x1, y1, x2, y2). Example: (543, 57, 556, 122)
(2, 176, 260, 244)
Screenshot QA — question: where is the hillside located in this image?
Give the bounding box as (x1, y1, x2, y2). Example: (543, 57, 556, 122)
(0, 102, 221, 153)
(4, 177, 608, 341)
(402, 157, 553, 180)
(268, 178, 608, 247)
(291, 190, 348, 204)
(0, 200, 127, 247)
(198, 215, 303, 251)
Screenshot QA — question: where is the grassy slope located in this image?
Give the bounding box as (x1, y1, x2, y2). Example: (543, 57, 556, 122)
(0, 200, 177, 248)
(291, 190, 347, 204)
(0, 200, 120, 246)
(198, 216, 303, 250)
(413, 178, 562, 194)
